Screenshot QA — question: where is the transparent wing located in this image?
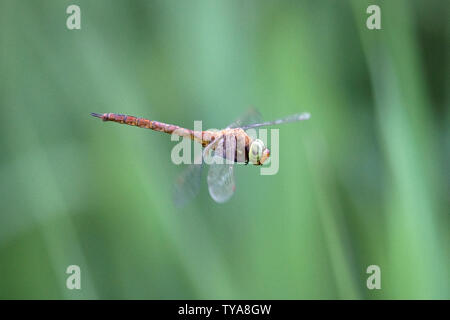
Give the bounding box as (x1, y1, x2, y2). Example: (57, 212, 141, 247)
(206, 136, 236, 203)
(207, 161, 235, 203)
(172, 156, 204, 208)
(172, 137, 224, 207)
(242, 112, 310, 130)
(227, 107, 263, 129)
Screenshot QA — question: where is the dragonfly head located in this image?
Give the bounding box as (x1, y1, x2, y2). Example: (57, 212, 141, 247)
(249, 139, 270, 165)
(260, 148, 270, 165)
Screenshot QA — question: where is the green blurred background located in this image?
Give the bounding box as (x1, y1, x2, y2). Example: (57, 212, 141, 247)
(0, 0, 448, 299)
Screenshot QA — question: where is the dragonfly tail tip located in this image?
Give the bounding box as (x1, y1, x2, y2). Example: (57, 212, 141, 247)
(91, 112, 104, 119)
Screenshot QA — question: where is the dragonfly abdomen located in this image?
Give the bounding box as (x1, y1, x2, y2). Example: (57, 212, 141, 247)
(91, 113, 210, 144)
(91, 112, 187, 132)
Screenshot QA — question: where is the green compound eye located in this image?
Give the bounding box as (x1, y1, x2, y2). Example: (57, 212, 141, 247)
(249, 139, 265, 164)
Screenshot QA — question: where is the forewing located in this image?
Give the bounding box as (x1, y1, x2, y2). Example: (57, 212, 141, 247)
(227, 107, 263, 129)
(242, 112, 310, 130)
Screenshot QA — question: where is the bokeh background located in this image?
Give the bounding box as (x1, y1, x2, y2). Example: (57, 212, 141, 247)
(0, 0, 448, 299)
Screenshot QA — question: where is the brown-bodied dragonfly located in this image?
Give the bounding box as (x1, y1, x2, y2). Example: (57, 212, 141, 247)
(91, 109, 310, 205)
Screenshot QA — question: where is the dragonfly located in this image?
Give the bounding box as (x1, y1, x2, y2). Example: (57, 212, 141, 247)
(91, 109, 310, 206)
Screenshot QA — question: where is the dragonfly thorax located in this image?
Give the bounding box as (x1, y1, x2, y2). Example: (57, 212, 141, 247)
(209, 129, 270, 166)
